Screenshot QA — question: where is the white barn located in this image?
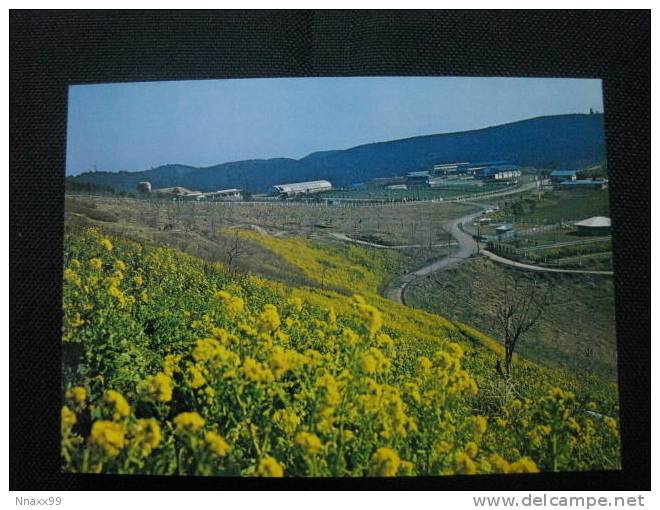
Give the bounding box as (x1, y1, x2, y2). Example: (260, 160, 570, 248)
(273, 180, 332, 197)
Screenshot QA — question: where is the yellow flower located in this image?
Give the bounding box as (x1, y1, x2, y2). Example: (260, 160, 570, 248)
(186, 364, 206, 389)
(434, 440, 453, 455)
(142, 373, 173, 402)
(368, 447, 401, 476)
(99, 238, 113, 251)
(269, 346, 303, 378)
(61, 405, 77, 433)
(604, 417, 618, 432)
(63, 268, 81, 287)
(132, 275, 144, 286)
(464, 441, 479, 459)
(353, 296, 383, 336)
(243, 357, 274, 383)
(360, 347, 390, 374)
(294, 431, 323, 454)
(114, 260, 127, 271)
(509, 457, 539, 473)
(103, 390, 130, 420)
(131, 418, 162, 456)
(205, 431, 230, 457)
(65, 386, 87, 411)
(316, 373, 341, 406)
(89, 257, 103, 270)
(272, 408, 301, 435)
(89, 420, 125, 457)
(470, 416, 488, 437)
(488, 453, 511, 473)
(288, 296, 304, 313)
(256, 456, 284, 477)
(173, 412, 205, 433)
(214, 290, 245, 315)
(257, 304, 280, 333)
(454, 452, 477, 475)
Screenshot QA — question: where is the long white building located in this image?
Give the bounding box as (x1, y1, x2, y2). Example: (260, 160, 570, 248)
(273, 180, 332, 197)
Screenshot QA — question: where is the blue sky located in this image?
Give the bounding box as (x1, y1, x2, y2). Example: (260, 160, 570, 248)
(66, 77, 603, 175)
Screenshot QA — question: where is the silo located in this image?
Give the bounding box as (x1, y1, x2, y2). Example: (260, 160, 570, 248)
(137, 181, 152, 193)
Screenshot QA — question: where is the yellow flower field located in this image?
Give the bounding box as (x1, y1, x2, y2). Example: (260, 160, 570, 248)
(61, 227, 620, 476)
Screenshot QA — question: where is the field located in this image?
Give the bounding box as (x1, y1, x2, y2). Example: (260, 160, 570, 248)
(61, 194, 621, 477)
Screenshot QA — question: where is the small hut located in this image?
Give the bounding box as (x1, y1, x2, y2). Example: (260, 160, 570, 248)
(574, 216, 611, 236)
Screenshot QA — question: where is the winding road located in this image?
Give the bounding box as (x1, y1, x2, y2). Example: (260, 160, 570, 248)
(379, 183, 613, 304)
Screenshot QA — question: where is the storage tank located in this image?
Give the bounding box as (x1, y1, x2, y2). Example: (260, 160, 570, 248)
(137, 181, 152, 193)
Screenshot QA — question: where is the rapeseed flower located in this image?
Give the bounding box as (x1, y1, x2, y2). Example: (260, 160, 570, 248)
(61, 406, 77, 433)
(131, 418, 162, 456)
(509, 457, 539, 473)
(294, 431, 323, 454)
(89, 258, 103, 270)
(272, 408, 301, 435)
(205, 431, 230, 457)
(186, 364, 206, 389)
(142, 373, 173, 402)
(65, 386, 87, 411)
(243, 357, 274, 383)
(173, 412, 205, 433)
(368, 447, 400, 477)
(454, 452, 477, 475)
(89, 421, 125, 457)
(99, 238, 113, 251)
(103, 390, 130, 420)
(257, 304, 280, 333)
(256, 456, 284, 477)
(470, 416, 488, 437)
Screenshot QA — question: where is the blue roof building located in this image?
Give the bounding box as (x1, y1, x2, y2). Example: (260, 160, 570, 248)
(550, 169, 577, 182)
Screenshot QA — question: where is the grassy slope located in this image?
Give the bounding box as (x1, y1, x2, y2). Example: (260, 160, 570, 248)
(62, 225, 620, 475)
(405, 257, 618, 381)
(236, 229, 619, 410)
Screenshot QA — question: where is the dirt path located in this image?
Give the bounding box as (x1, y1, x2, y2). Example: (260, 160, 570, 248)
(329, 232, 456, 250)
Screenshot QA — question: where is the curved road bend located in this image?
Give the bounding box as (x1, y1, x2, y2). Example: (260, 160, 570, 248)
(384, 208, 485, 303)
(384, 183, 613, 304)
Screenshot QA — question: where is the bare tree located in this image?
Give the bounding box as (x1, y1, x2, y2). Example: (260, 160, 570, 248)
(224, 229, 249, 274)
(494, 273, 549, 378)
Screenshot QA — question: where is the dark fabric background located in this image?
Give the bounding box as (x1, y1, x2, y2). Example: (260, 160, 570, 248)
(9, 10, 650, 490)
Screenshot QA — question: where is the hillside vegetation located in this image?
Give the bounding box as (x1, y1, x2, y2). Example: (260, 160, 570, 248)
(69, 114, 605, 193)
(61, 226, 620, 476)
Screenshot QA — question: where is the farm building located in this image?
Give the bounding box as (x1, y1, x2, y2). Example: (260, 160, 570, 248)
(203, 189, 242, 200)
(550, 169, 577, 183)
(273, 180, 332, 197)
(386, 184, 408, 190)
(574, 216, 611, 236)
(474, 164, 521, 182)
(406, 171, 431, 185)
(466, 161, 510, 174)
(154, 186, 203, 199)
(495, 224, 515, 237)
(559, 179, 609, 191)
(432, 162, 470, 175)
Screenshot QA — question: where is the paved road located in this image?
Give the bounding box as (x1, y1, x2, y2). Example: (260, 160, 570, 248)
(384, 208, 485, 303)
(383, 183, 613, 304)
(481, 249, 613, 275)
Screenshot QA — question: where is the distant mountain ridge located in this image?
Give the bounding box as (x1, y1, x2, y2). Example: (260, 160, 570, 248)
(69, 113, 606, 193)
